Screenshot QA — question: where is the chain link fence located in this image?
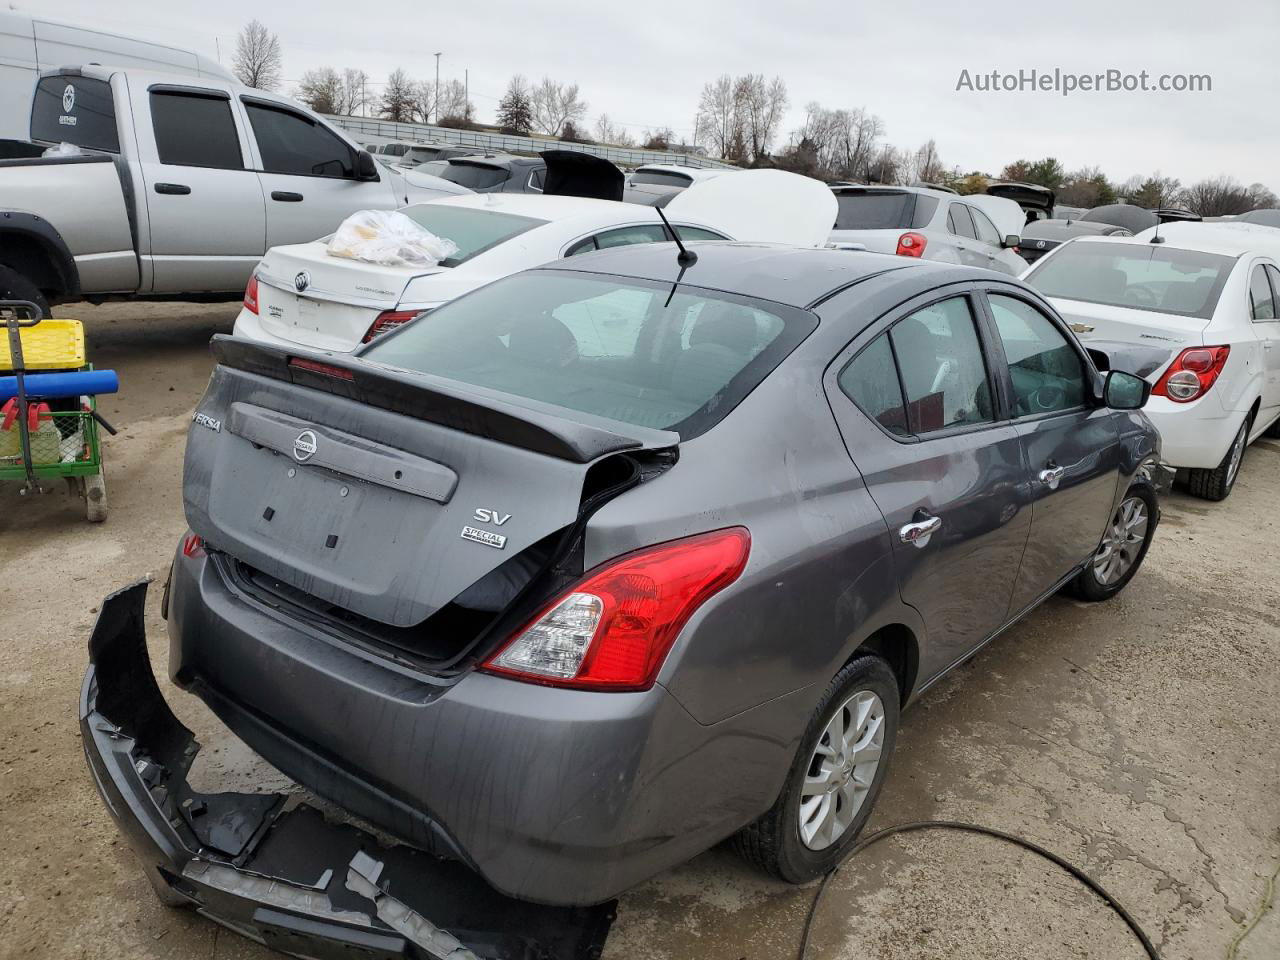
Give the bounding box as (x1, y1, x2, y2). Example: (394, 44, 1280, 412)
(326, 115, 737, 171)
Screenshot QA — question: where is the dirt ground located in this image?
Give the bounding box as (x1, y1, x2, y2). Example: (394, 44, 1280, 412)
(1, 301, 1277, 960)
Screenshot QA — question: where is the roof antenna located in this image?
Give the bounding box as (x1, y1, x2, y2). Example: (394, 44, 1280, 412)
(654, 202, 696, 307)
(1150, 211, 1165, 245)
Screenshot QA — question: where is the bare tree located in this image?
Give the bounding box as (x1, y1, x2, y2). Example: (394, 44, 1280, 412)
(379, 69, 417, 124)
(232, 20, 282, 91)
(496, 75, 534, 134)
(410, 80, 436, 125)
(1182, 176, 1256, 217)
(296, 68, 343, 114)
(436, 79, 474, 125)
(739, 74, 788, 162)
(595, 113, 621, 144)
(1247, 182, 1279, 210)
(531, 77, 588, 137)
(787, 102, 886, 181)
(643, 127, 676, 150)
(912, 140, 944, 184)
(341, 69, 370, 116)
(695, 75, 740, 160)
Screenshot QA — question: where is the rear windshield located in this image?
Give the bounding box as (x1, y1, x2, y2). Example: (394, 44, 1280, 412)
(632, 170, 693, 187)
(442, 162, 509, 189)
(834, 190, 937, 230)
(30, 76, 119, 152)
(361, 270, 816, 438)
(400, 205, 545, 266)
(1025, 242, 1236, 319)
(404, 146, 446, 163)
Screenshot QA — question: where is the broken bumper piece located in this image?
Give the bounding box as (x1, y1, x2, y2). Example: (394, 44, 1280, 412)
(79, 581, 615, 960)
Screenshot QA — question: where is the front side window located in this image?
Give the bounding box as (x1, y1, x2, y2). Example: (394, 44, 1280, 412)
(362, 271, 816, 438)
(839, 333, 909, 436)
(889, 297, 993, 433)
(244, 102, 355, 178)
(970, 207, 1002, 246)
(1249, 265, 1277, 320)
(988, 294, 1087, 416)
(30, 76, 118, 152)
(150, 92, 242, 170)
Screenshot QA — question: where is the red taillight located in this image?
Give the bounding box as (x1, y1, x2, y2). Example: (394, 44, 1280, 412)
(895, 232, 927, 258)
(1152, 345, 1230, 403)
(243, 273, 259, 315)
(480, 527, 751, 692)
(288, 356, 356, 381)
(182, 533, 205, 558)
(362, 310, 420, 343)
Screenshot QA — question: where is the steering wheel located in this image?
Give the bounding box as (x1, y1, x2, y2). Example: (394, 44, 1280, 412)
(1030, 384, 1066, 412)
(1123, 285, 1159, 308)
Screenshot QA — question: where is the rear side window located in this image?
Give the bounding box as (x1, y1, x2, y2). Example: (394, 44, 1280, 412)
(988, 295, 1087, 416)
(150, 92, 242, 169)
(244, 102, 355, 178)
(834, 191, 933, 230)
(1249, 265, 1277, 320)
(30, 76, 119, 152)
(947, 204, 978, 239)
(442, 163, 509, 189)
(838, 333, 909, 436)
(362, 270, 816, 438)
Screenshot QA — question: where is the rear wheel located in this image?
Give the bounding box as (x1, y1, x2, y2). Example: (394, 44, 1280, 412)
(1186, 415, 1249, 501)
(733, 655, 899, 883)
(1069, 484, 1157, 601)
(0, 265, 49, 318)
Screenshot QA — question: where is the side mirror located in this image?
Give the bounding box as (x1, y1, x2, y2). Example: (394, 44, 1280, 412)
(1002, 234, 1021, 249)
(353, 150, 379, 182)
(1104, 370, 1150, 410)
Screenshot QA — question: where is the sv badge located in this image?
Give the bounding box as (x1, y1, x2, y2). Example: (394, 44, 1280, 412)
(472, 508, 512, 526)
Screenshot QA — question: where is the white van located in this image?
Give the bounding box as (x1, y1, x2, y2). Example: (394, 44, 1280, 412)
(0, 11, 233, 139)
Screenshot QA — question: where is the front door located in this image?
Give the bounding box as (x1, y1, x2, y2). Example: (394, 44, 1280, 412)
(240, 99, 396, 249)
(825, 290, 1031, 681)
(980, 290, 1123, 612)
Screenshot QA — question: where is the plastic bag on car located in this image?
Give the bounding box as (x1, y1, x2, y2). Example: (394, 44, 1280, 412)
(43, 141, 82, 158)
(325, 210, 459, 267)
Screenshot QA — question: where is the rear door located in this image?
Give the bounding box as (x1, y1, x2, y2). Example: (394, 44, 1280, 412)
(969, 205, 1021, 275)
(945, 203, 986, 269)
(824, 288, 1030, 680)
(1248, 263, 1280, 426)
(241, 98, 396, 248)
(979, 289, 1121, 612)
(135, 86, 266, 293)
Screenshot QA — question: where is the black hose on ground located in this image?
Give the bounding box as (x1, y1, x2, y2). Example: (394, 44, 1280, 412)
(799, 820, 1161, 960)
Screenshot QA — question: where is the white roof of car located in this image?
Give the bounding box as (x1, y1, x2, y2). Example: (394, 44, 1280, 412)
(425, 192, 655, 227)
(1129, 221, 1280, 258)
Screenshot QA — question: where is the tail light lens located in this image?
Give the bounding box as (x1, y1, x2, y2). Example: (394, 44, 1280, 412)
(1152, 345, 1230, 402)
(895, 232, 927, 258)
(243, 273, 259, 315)
(481, 527, 751, 692)
(362, 310, 420, 343)
(182, 533, 205, 558)
(289, 356, 355, 381)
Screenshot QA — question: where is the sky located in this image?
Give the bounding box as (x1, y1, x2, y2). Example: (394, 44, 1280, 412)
(26, 0, 1280, 191)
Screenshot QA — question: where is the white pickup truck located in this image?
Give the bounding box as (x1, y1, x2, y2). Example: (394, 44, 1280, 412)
(0, 65, 467, 312)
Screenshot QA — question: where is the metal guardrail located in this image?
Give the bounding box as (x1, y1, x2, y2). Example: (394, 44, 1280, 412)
(325, 115, 737, 171)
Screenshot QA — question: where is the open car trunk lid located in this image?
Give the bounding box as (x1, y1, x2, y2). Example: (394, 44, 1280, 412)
(184, 336, 678, 630)
(664, 169, 838, 247)
(255, 242, 449, 352)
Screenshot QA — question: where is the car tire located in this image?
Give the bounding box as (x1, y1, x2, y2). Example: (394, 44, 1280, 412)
(1186, 414, 1250, 502)
(732, 655, 899, 884)
(1069, 483, 1158, 602)
(1264, 413, 1280, 439)
(0, 265, 50, 318)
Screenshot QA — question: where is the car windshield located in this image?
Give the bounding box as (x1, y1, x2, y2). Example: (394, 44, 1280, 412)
(400, 205, 546, 266)
(631, 170, 693, 187)
(361, 270, 816, 438)
(833, 191, 936, 230)
(1026, 243, 1236, 319)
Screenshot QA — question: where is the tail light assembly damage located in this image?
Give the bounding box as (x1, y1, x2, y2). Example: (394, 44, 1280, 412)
(242, 273, 259, 315)
(895, 232, 927, 258)
(362, 309, 422, 343)
(1152, 345, 1230, 402)
(482, 527, 750, 691)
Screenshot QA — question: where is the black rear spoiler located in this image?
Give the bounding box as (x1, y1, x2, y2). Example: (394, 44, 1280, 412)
(210, 335, 678, 464)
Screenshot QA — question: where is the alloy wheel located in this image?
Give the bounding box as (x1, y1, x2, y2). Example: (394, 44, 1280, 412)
(1092, 496, 1149, 586)
(1226, 420, 1248, 488)
(799, 689, 885, 850)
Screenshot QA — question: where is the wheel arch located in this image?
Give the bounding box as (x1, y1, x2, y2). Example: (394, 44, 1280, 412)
(0, 215, 80, 303)
(848, 622, 920, 708)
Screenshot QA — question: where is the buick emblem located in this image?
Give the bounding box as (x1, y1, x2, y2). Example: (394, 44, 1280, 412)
(294, 271, 310, 293)
(292, 429, 318, 462)
(62, 84, 75, 113)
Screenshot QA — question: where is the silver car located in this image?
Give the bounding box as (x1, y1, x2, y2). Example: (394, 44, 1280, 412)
(81, 243, 1160, 959)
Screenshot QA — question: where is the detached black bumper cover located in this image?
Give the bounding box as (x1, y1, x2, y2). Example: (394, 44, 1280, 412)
(79, 581, 615, 960)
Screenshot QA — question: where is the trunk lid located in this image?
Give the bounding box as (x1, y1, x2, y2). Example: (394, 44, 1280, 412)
(664, 169, 838, 247)
(254, 242, 448, 351)
(1051, 299, 1208, 376)
(826, 228, 902, 255)
(184, 337, 677, 629)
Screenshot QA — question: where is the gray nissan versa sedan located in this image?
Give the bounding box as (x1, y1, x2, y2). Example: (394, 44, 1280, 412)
(81, 244, 1160, 959)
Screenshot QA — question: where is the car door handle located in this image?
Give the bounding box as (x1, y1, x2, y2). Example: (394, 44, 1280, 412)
(153, 182, 191, 195)
(899, 513, 942, 549)
(271, 191, 304, 202)
(1038, 464, 1066, 490)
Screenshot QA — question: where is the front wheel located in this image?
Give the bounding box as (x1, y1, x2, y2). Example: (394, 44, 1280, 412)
(732, 655, 899, 883)
(1069, 484, 1157, 601)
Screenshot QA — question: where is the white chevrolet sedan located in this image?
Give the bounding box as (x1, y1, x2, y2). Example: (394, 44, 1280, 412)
(233, 170, 835, 354)
(1023, 222, 1280, 500)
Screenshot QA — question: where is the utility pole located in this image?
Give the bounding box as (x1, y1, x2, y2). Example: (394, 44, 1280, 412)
(465, 69, 469, 123)
(434, 52, 442, 124)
